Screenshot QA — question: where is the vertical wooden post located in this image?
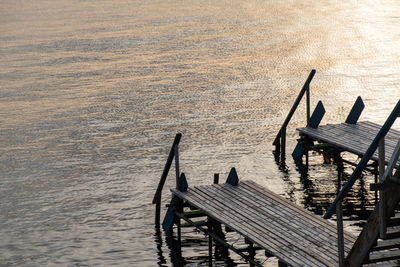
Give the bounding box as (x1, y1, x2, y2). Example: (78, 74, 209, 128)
(214, 173, 219, 184)
(175, 144, 180, 189)
(274, 134, 281, 160)
(306, 83, 310, 125)
(335, 151, 343, 194)
(378, 138, 386, 239)
(281, 127, 286, 163)
(208, 217, 213, 267)
(246, 238, 255, 267)
(177, 213, 182, 258)
(374, 161, 378, 204)
(174, 143, 182, 256)
(305, 138, 309, 170)
(336, 200, 345, 267)
(155, 197, 161, 228)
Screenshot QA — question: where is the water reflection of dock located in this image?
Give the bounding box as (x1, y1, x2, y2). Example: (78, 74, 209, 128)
(154, 71, 400, 266)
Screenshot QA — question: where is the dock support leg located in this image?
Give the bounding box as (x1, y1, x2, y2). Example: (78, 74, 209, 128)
(278, 260, 288, 267)
(281, 127, 286, 164)
(177, 215, 182, 258)
(374, 161, 378, 204)
(246, 239, 256, 267)
(214, 173, 219, 185)
(336, 200, 345, 267)
(208, 217, 213, 266)
(334, 151, 343, 193)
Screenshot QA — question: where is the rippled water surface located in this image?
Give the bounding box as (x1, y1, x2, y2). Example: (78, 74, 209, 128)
(2, 0, 400, 266)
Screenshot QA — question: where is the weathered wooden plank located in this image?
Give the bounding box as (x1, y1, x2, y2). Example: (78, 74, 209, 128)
(243, 181, 357, 244)
(206, 184, 341, 265)
(372, 238, 400, 251)
(368, 249, 400, 263)
(170, 179, 363, 266)
(297, 121, 400, 167)
(235, 184, 354, 262)
(346, 186, 400, 267)
(301, 124, 377, 152)
(175, 185, 356, 266)
(230, 183, 352, 252)
(186, 186, 328, 267)
(363, 260, 400, 267)
(206, 185, 339, 254)
(190, 186, 323, 267)
(173, 189, 305, 267)
(184, 190, 306, 266)
(299, 128, 370, 158)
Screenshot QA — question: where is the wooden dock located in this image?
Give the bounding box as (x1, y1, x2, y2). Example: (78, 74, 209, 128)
(153, 77, 400, 266)
(171, 179, 357, 267)
(296, 121, 400, 166)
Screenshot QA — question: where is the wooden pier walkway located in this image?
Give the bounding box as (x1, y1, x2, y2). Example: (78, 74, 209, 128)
(297, 121, 400, 166)
(154, 77, 400, 266)
(171, 180, 357, 267)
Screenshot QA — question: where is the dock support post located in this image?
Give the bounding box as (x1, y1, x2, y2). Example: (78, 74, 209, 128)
(335, 151, 344, 193)
(208, 217, 213, 267)
(336, 200, 345, 267)
(245, 239, 256, 267)
(378, 138, 387, 239)
(292, 101, 325, 163)
(214, 173, 219, 185)
(281, 127, 286, 164)
(374, 161, 378, 204)
(177, 214, 182, 258)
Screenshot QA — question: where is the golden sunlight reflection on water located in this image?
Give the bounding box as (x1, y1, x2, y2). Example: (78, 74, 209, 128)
(1, 0, 400, 266)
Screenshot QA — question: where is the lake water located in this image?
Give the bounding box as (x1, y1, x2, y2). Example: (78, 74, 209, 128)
(2, 0, 400, 266)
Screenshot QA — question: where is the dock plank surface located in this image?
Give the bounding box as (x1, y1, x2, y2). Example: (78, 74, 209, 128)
(172, 180, 356, 266)
(297, 121, 400, 165)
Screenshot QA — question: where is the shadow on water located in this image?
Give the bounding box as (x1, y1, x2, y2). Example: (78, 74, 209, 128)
(154, 227, 168, 267)
(155, 223, 248, 266)
(154, 227, 187, 266)
(292, 153, 374, 221)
